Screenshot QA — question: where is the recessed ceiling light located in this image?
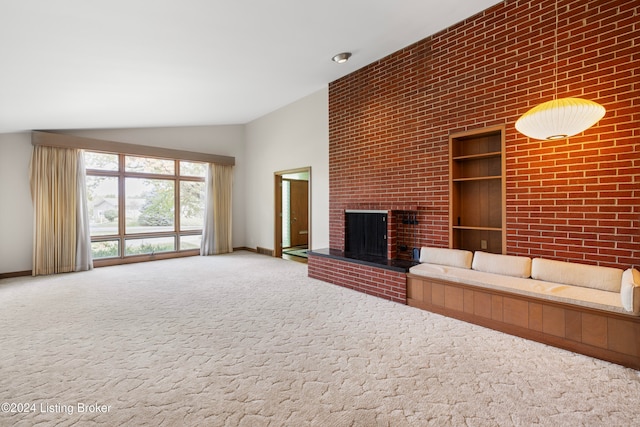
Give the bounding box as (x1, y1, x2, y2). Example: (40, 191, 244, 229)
(332, 52, 352, 64)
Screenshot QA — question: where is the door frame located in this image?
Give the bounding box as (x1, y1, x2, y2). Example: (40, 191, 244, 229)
(274, 167, 311, 258)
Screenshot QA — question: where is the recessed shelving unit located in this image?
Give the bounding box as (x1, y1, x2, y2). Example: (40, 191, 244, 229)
(449, 125, 506, 254)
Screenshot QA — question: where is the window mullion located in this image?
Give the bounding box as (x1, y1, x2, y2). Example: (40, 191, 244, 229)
(118, 154, 126, 258)
(175, 175, 181, 251)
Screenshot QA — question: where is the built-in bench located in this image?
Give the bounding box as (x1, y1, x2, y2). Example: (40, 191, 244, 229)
(407, 247, 640, 369)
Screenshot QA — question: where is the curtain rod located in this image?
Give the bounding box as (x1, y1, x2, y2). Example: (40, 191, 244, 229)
(31, 131, 235, 166)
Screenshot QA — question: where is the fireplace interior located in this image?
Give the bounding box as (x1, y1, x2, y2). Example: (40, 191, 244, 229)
(308, 209, 419, 282)
(345, 210, 387, 259)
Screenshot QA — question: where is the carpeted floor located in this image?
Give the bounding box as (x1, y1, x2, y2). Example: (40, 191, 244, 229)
(1, 251, 639, 426)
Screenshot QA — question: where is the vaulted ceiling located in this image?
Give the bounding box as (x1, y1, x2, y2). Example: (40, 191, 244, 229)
(0, 0, 501, 133)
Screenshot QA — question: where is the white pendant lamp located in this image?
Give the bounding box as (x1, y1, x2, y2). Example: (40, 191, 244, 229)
(515, 97, 606, 140)
(515, 0, 605, 140)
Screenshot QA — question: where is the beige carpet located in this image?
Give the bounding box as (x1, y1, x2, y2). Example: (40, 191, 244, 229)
(1, 251, 639, 426)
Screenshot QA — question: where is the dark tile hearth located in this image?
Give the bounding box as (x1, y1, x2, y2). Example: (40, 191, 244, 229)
(308, 248, 418, 273)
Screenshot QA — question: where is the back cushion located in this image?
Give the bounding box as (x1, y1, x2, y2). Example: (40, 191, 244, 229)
(472, 251, 532, 278)
(531, 258, 623, 292)
(620, 268, 640, 314)
(419, 247, 473, 269)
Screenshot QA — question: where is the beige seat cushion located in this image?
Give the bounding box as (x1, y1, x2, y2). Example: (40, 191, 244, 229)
(409, 263, 626, 314)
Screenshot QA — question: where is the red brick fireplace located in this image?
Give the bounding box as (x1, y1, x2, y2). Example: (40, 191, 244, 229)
(342, 208, 425, 260)
(309, 0, 639, 303)
(308, 206, 423, 304)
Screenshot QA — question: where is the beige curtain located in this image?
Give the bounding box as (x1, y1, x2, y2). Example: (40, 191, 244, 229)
(201, 163, 233, 255)
(30, 146, 92, 275)
(75, 151, 92, 271)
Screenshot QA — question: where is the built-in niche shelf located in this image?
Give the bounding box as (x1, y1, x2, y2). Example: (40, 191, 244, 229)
(395, 210, 420, 261)
(449, 125, 506, 254)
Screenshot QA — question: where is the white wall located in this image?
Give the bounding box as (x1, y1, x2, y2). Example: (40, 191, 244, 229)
(0, 132, 34, 273)
(0, 90, 329, 274)
(244, 88, 329, 251)
(0, 126, 246, 274)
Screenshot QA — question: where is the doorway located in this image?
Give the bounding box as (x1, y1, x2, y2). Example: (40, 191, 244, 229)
(274, 167, 311, 262)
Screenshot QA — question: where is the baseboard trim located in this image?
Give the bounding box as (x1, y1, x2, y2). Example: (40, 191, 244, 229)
(0, 270, 32, 279)
(233, 247, 274, 256)
(256, 247, 274, 256)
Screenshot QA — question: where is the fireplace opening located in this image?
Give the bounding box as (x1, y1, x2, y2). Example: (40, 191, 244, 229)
(345, 210, 387, 259)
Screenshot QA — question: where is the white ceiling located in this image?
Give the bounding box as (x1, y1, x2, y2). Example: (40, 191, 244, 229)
(0, 0, 501, 133)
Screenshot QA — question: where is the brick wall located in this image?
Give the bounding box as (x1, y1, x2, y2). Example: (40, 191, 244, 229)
(308, 255, 407, 303)
(329, 0, 639, 269)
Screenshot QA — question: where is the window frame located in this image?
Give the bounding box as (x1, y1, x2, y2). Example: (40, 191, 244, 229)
(86, 151, 206, 267)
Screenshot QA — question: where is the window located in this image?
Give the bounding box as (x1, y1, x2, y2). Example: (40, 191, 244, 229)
(85, 151, 206, 265)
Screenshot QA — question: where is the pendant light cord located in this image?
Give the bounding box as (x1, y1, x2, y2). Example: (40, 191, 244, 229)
(554, 0, 558, 99)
